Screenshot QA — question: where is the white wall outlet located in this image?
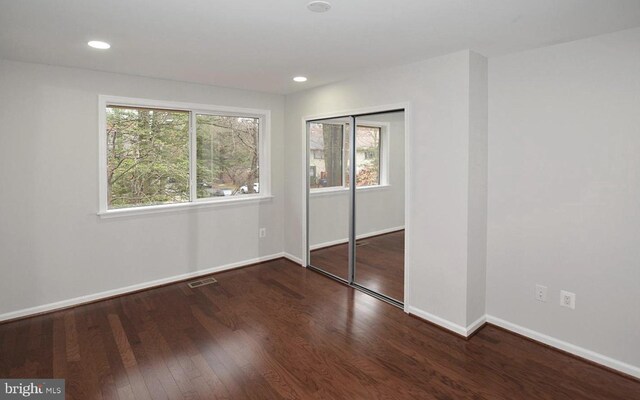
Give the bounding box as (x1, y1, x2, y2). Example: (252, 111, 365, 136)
(259, 228, 266, 238)
(560, 290, 576, 309)
(535, 284, 547, 302)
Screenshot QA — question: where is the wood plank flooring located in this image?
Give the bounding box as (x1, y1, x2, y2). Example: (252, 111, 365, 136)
(310, 230, 405, 301)
(1, 258, 639, 399)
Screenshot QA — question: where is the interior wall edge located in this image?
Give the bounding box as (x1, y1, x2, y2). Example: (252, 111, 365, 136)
(0, 252, 287, 323)
(283, 253, 304, 266)
(486, 315, 640, 379)
(465, 50, 489, 326)
(466, 314, 488, 336)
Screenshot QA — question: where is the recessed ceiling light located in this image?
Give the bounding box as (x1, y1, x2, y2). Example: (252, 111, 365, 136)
(293, 76, 308, 82)
(88, 40, 111, 50)
(307, 1, 331, 13)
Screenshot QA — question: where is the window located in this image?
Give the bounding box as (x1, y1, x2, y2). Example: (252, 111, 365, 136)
(309, 122, 384, 190)
(106, 106, 190, 209)
(196, 114, 260, 198)
(99, 96, 270, 215)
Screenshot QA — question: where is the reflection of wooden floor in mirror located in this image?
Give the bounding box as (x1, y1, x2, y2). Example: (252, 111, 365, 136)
(310, 230, 404, 302)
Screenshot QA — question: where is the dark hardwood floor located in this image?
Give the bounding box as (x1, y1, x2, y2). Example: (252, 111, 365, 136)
(1, 259, 638, 399)
(310, 230, 405, 301)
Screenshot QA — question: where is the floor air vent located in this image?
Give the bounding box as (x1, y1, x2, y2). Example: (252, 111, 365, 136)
(187, 277, 218, 288)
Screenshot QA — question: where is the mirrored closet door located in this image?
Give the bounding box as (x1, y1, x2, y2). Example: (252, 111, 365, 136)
(353, 111, 405, 303)
(307, 117, 351, 282)
(307, 110, 405, 307)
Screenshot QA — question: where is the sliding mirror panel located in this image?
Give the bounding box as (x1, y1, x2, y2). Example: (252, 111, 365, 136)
(307, 118, 351, 281)
(353, 111, 405, 302)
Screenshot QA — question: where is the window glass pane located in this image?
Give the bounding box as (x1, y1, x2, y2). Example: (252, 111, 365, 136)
(355, 126, 381, 187)
(106, 106, 190, 209)
(196, 115, 260, 198)
(309, 123, 344, 189)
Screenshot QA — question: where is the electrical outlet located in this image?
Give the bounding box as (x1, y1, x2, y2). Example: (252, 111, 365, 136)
(259, 228, 266, 238)
(535, 285, 547, 302)
(560, 290, 576, 309)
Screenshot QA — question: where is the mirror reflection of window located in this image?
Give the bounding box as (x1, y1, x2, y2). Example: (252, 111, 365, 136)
(309, 123, 344, 189)
(309, 123, 382, 190)
(354, 126, 381, 187)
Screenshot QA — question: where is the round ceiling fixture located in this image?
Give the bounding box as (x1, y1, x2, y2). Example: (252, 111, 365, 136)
(88, 40, 111, 50)
(307, 1, 331, 13)
(293, 76, 308, 82)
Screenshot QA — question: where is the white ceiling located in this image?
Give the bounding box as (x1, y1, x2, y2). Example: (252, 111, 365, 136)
(1, 0, 640, 94)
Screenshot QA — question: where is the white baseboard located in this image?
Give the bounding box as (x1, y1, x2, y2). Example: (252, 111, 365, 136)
(0, 252, 286, 323)
(310, 226, 404, 250)
(310, 238, 348, 251)
(486, 315, 640, 379)
(408, 306, 485, 337)
(407, 309, 639, 378)
(283, 252, 304, 266)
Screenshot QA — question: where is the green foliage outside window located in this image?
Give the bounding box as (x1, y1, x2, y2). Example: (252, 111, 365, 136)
(196, 115, 260, 198)
(106, 106, 190, 208)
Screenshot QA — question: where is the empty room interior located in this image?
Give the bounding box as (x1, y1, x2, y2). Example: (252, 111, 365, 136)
(1, 1, 640, 399)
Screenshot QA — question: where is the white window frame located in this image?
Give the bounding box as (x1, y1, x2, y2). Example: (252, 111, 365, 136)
(309, 120, 390, 196)
(98, 95, 271, 218)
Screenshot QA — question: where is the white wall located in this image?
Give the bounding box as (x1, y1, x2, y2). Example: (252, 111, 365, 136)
(285, 50, 488, 329)
(309, 113, 405, 248)
(488, 27, 640, 369)
(0, 59, 285, 319)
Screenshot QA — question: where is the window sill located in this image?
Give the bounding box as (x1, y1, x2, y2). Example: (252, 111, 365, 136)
(98, 195, 274, 219)
(309, 184, 391, 197)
